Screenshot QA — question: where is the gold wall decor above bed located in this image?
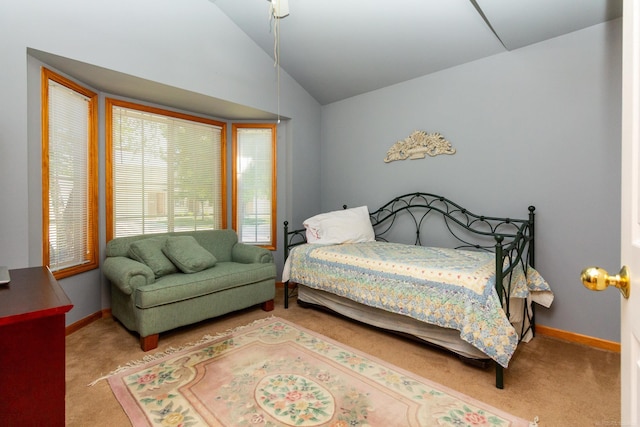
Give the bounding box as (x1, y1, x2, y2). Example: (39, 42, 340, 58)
(384, 130, 456, 162)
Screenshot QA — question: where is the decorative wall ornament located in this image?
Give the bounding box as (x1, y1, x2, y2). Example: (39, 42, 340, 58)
(384, 131, 456, 163)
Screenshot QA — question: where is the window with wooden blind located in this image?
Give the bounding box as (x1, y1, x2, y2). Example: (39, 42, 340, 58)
(232, 124, 277, 249)
(106, 99, 226, 240)
(42, 68, 99, 278)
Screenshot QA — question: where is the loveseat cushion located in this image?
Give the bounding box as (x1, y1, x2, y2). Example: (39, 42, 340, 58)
(134, 261, 276, 308)
(128, 237, 178, 278)
(162, 235, 217, 273)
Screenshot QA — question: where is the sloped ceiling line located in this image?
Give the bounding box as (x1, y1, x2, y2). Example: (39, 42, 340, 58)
(213, 0, 622, 105)
(468, 0, 508, 50)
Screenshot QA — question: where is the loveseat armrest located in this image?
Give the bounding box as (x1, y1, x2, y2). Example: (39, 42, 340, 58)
(103, 256, 155, 295)
(231, 243, 274, 264)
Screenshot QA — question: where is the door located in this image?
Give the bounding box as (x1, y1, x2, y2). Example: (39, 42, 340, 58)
(620, 0, 639, 424)
(584, 1, 640, 423)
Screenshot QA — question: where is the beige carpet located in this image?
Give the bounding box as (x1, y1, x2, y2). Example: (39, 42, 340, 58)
(66, 288, 620, 426)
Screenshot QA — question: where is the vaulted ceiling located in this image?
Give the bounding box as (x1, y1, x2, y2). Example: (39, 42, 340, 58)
(212, 0, 623, 105)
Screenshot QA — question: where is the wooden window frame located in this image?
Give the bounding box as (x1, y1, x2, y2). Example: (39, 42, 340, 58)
(232, 123, 277, 250)
(105, 98, 227, 241)
(41, 68, 99, 279)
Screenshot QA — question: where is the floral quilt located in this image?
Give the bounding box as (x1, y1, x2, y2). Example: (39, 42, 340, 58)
(288, 242, 552, 367)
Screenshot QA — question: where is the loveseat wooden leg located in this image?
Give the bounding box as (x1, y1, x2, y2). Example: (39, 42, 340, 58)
(140, 334, 159, 351)
(261, 299, 275, 312)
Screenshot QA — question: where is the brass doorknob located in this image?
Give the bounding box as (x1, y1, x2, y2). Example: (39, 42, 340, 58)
(581, 266, 630, 299)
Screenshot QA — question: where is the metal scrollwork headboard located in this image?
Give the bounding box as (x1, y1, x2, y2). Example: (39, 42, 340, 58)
(367, 192, 534, 253)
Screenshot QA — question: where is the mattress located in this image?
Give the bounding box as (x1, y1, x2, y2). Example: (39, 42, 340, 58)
(286, 242, 553, 367)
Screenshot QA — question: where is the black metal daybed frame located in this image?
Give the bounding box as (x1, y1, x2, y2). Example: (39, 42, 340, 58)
(283, 192, 537, 389)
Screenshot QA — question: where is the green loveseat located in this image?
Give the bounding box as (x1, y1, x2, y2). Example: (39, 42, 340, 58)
(103, 229, 276, 351)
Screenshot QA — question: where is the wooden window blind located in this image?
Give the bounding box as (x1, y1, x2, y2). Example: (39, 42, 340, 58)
(106, 99, 226, 240)
(42, 68, 98, 278)
(232, 124, 277, 249)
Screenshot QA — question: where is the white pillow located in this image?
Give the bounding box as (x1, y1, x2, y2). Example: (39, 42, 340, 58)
(303, 206, 375, 244)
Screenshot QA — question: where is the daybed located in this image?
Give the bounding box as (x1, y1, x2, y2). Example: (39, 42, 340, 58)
(283, 192, 553, 388)
(103, 229, 276, 351)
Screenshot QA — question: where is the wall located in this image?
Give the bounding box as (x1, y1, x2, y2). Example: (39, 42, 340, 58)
(0, 0, 622, 342)
(0, 0, 321, 325)
(320, 20, 622, 342)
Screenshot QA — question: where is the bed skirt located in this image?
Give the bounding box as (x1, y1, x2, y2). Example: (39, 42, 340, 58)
(297, 285, 534, 362)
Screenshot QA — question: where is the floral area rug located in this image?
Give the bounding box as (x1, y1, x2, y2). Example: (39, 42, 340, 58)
(104, 317, 531, 426)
